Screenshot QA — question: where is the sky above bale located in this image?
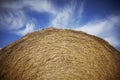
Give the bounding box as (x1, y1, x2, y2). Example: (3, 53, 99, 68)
(0, 0, 120, 51)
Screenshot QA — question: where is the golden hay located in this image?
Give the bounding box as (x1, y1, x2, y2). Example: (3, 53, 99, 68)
(0, 28, 120, 80)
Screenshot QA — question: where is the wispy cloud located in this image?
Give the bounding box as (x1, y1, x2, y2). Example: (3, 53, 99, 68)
(74, 16, 119, 35)
(105, 36, 120, 47)
(0, 0, 56, 35)
(50, 1, 85, 29)
(0, 10, 25, 30)
(0, 1, 27, 35)
(75, 1, 85, 24)
(24, 0, 57, 14)
(14, 23, 35, 35)
(0, 0, 57, 14)
(74, 15, 120, 47)
(50, 5, 73, 28)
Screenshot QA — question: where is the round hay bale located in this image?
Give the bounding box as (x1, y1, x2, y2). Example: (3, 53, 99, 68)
(0, 28, 120, 80)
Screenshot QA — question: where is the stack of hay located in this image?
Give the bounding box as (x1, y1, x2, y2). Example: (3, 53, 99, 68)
(0, 28, 120, 80)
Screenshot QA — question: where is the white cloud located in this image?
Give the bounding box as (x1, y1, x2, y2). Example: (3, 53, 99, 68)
(50, 6, 73, 28)
(0, 10, 25, 30)
(74, 20, 110, 35)
(50, 1, 85, 29)
(74, 16, 119, 35)
(105, 36, 120, 47)
(0, 0, 56, 34)
(0, 0, 57, 15)
(76, 1, 85, 24)
(15, 23, 35, 35)
(24, 0, 57, 14)
(74, 15, 120, 47)
(0, 1, 27, 32)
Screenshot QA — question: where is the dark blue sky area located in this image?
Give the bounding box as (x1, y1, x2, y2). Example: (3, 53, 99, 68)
(82, 0, 120, 23)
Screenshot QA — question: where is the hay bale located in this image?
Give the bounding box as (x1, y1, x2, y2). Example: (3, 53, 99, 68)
(0, 28, 120, 80)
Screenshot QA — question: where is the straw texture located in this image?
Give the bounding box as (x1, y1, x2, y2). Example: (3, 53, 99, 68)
(0, 28, 120, 80)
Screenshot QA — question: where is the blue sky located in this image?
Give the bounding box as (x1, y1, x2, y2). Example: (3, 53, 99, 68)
(0, 0, 120, 51)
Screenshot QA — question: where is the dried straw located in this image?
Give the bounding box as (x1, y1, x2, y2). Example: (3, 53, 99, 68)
(0, 28, 120, 80)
